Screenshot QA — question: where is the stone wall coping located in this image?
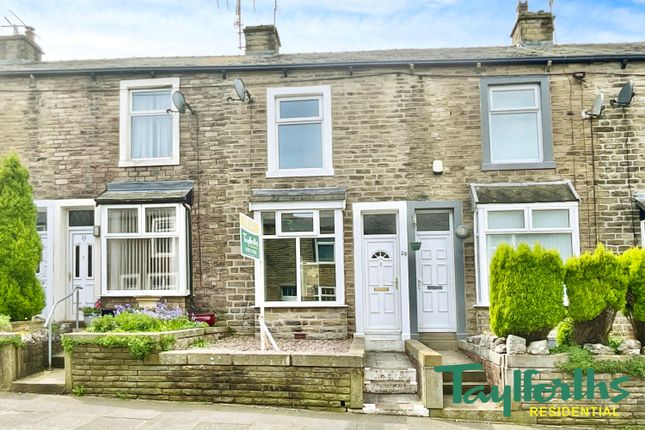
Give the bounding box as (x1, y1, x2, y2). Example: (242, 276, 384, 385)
(0, 332, 18, 339)
(62, 327, 206, 341)
(157, 335, 365, 368)
(460, 339, 638, 369)
(405, 339, 442, 367)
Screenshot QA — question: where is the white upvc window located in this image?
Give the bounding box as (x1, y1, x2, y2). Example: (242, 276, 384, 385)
(488, 84, 543, 164)
(119, 78, 180, 167)
(641, 220, 645, 247)
(100, 203, 188, 296)
(266, 86, 333, 177)
(251, 203, 345, 307)
(475, 202, 580, 306)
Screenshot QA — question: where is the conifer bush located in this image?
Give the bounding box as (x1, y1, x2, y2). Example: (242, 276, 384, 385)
(489, 243, 566, 342)
(622, 247, 645, 344)
(0, 153, 45, 320)
(565, 243, 628, 345)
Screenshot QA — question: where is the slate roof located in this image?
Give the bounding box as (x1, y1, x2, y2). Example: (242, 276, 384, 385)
(1, 42, 644, 73)
(469, 181, 579, 207)
(96, 180, 194, 205)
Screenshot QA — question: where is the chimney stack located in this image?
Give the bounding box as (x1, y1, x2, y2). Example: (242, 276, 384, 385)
(243, 25, 281, 56)
(0, 26, 43, 63)
(510, 1, 554, 46)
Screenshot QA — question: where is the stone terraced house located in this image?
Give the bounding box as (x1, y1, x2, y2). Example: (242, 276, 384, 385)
(0, 2, 643, 351)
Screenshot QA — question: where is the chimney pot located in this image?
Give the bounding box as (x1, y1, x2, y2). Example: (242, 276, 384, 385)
(243, 25, 281, 56)
(510, 1, 554, 46)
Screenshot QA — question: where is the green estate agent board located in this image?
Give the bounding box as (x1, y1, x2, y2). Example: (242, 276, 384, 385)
(240, 213, 261, 260)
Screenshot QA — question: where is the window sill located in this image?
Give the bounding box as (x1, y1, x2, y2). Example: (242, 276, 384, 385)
(119, 158, 180, 168)
(473, 304, 490, 309)
(266, 168, 335, 178)
(254, 302, 347, 308)
(101, 291, 189, 297)
(481, 161, 556, 171)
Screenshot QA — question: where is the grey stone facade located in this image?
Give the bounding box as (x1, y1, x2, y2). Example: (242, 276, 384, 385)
(0, 11, 643, 339)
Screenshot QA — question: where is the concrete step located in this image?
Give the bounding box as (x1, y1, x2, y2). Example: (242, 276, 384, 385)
(11, 369, 66, 394)
(442, 369, 487, 383)
(52, 353, 65, 369)
(358, 393, 429, 417)
(364, 380, 418, 394)
(443, 380, 491, 395)
(429, 395, 518, 423)
(420, 339, 458, 350)
(364, 367, 416, 382)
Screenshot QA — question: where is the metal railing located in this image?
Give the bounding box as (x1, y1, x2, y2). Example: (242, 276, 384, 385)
(44, 286, 82, 369)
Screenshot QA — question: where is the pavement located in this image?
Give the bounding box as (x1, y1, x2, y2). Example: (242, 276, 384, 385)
(0, 392, 542, 430)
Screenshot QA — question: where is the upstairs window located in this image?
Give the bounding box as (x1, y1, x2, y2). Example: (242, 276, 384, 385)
(119, 78, 180, 167)
(266, 86, 333, 177)
(480, 76, 554, 170)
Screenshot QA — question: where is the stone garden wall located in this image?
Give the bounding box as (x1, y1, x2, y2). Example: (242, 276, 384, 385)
(0, 330, 49, 390)
(64, 333, 364, 411)
(460, 340, 645, 428)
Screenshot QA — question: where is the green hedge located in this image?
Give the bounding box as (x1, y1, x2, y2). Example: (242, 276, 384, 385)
(623, 247, 645, 321)
(489, 243, 565, 341)
(622, 247, 645, 344)
(564, 243, 628, 345)
(565, 244, 628, 322)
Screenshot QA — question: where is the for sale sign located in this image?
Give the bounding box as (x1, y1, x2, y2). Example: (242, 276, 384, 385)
(240, 213, 261, 260)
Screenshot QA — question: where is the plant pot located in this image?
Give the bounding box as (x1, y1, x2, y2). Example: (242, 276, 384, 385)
(83, 315, 95, 327)
(192, 313, 216, 327)
(572, 306, 616, 345)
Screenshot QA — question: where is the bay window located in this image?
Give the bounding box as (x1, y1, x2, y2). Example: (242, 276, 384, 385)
(101, 203, 188, 296)
(475, 203, 579, 305)
(254, 208, 344, 306)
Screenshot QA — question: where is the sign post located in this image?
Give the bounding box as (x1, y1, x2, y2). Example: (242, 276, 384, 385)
(239, 213, 279, 351)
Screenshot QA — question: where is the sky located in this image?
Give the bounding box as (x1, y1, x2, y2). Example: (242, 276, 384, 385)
(0, 0, 644, 61)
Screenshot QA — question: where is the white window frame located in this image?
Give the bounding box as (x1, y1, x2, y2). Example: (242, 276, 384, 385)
(119, 78, 180, 167)
(475, 202, 579, 306)
(250, 201, 345, 308)
(266, 86, 334, 178)
(488, 84, 543, 164)
(100, 203, 188, 297)
(641, 220, 645, 247)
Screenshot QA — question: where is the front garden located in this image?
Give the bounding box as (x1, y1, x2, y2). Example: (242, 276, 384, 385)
(461, 243, 645, 428)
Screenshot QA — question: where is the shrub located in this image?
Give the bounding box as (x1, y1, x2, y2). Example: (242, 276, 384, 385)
(622, 247, 645, 344)
(556, 317, 574, 346)
(0, 314, 11, 332)
(0, 154, 45, 320)
(565, 243, 629, 345)
(88, 305, 205, 333)
(489, 243, 566, 342)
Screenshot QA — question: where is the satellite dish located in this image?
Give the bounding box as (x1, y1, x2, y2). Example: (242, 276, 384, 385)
(590, 94, 605, 117)
(171, 91, 194, 114)
(611, 80, 635, 107)
(233, 78, 252, 103)
(172, 91, 187, 113)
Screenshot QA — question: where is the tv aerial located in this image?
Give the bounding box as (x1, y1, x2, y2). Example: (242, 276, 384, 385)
(169, 91, 195, 114)
(583, 94, 605, 119)
(228, 78, 253, 103)
(610, 81, 635, 107)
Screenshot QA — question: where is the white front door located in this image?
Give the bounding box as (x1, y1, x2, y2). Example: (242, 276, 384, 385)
(364, 238, 401, 334)
(69, 230, 96, 309)
(415, 211, 456, 331)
